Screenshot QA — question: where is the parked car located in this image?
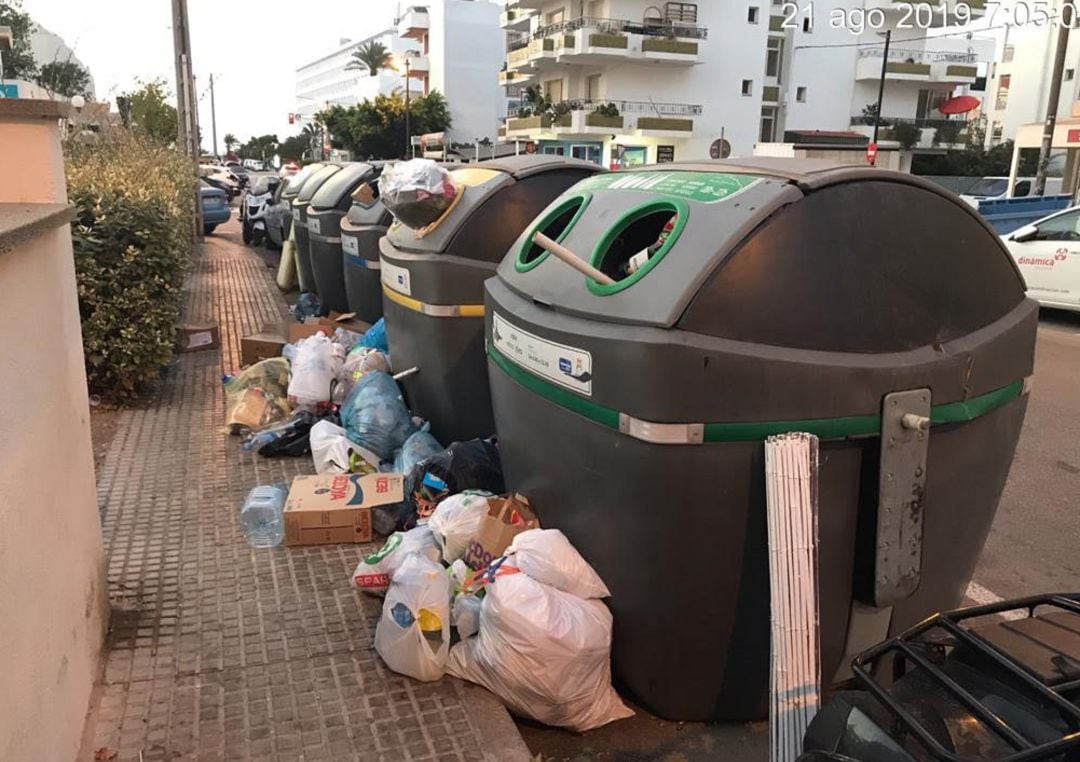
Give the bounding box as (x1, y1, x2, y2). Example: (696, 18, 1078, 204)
(961, 176, 1063, 207)
(199, 165, 240, 199)
(225, 161, 250, 188)
(243, 159, 266, 171)
(200, 180, 231, 235)
(1002, 204, 1080, 312)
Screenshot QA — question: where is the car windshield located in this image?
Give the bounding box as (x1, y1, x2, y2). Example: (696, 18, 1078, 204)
(252, 177, 277, 194)
(967, 178, 1009, 196)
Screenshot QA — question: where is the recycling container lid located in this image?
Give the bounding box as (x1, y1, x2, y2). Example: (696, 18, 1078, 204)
(282, 163, 324, 199)
(311, 162, 378, 211)
(497, 159, 1027, 352)
(295, 164, 342, 204)
(384, 155, 602, 258)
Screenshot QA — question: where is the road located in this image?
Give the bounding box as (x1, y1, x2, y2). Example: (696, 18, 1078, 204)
(972, 309, 1080, 600)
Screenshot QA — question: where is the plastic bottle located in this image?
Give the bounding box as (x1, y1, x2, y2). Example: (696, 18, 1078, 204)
(240, 484, 288, 548)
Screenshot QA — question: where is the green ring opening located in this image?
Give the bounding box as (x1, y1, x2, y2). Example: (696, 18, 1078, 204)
(587, 198, 688, 295)
(515, 192, 593, 273)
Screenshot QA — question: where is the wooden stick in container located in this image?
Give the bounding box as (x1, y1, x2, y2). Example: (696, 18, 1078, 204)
(531, 232, 616, 285)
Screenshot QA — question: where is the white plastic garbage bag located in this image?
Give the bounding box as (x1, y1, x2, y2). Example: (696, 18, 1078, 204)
(375, 552, 451, 682)
(447, 566, 633, 731)
(287, 333, 344, 407)
(507, 529, 611, 599)
(351, 526, 440, 596)
(427, 491, 493, 563)
(310, 420, 380, 475)
(451, 592, 482, 639)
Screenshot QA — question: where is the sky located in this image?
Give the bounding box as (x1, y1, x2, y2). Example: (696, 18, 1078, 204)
(20, 0, 403, 149)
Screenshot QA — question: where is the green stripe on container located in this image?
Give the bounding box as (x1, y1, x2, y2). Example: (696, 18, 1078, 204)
(488, 344, 1024, 442)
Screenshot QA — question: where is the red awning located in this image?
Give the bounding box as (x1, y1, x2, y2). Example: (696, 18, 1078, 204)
(938, 95, 981, 115)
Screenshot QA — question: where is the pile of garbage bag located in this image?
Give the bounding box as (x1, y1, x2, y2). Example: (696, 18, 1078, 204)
(355, 492, 633, 731)
(380, 159, 458, 230)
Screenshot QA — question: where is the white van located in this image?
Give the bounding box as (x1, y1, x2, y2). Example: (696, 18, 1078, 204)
(961, 176, 1063, 207)
(1002, 205, 1080, 312)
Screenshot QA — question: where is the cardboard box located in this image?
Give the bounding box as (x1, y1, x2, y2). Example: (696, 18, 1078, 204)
(284, 473, 404, 546)
(240, 322, 288, 366)
(288, 320, 336, 343)
(323, 311, 371, 335)
(463, 493, 539, 570)
(177, 323, 220, 352)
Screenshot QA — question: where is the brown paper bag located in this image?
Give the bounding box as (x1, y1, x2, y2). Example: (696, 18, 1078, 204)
(463, 493, 539, 571)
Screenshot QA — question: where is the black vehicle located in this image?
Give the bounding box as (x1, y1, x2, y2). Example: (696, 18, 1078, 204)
(801, 593, 1080, 762)
(201, 174, 238, 200)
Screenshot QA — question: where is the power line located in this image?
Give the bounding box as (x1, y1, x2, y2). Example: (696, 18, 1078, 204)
(794, 23, 1011, 50)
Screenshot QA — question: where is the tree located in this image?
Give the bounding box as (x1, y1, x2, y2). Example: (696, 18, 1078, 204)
(279, 133, 310, 161)
(36, 60, 91, 98)
(0, 1, 38, 81)
(120, 79, 178, 144)
(223, 133, 238, 153)
(318, 90, 452, 159)
(911, 139, 1041, 177)
(346, 40, 394, 77)
(239, 134, 279, 161)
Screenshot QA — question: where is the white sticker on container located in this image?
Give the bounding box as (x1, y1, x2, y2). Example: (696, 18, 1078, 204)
(492, 313, 592, 396)
(292, 208, 300, 221)
(342, 235, 359, 255)
(308, 216, 321, 234)
(381, 260, 412, 296)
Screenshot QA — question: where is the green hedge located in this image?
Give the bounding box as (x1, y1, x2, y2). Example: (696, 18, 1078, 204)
(66, 136, 196, 398)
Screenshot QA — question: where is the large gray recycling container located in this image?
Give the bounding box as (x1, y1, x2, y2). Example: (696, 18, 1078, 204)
(268, 163, 324, 249)
(379, 156, 603, 445)
(291, 164, 341, 294)
(341, 183, 394, 324)
(486, 159, 1037, 722)
(308, 163, 384, 313)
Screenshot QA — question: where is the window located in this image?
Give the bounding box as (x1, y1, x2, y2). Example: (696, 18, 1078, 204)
(996, 74, 1011, 110)
(802, 16, 812, 32)
(759, 105, 778, 141)
(991, 121, 1003, 144)
(1068, 69, 1076, 81)
(1013, 180, 1032, 197)
(1003, 44, 1015, 63)
(586, 73, 602, 102)
(915, 89, 948, 120)
(546, 8, 566, 25)
(544, 78, 564, 102)
(748, 6, 760, 22)
(766, 37, 785, 82)
(796, 86, 807, 102)
(1034, 210, 1080, 240)
(571, 143, 603, 164)
(742, 79, 753, 96)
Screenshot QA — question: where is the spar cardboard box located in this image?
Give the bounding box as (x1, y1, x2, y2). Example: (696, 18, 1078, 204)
(284, 473, 403, 546)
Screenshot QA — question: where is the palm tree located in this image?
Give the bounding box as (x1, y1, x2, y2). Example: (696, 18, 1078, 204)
(223, 133, 237, 153)
(346, 40, 394, 77)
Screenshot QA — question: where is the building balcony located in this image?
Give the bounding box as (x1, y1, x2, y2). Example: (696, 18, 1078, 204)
(504, 16, 706, 70)
(849, 115, 971, 148)
(398, 6, 429, 41)
(503, 98, 702, 139)
(855, 47, 978, 83)
(500, 5, 538, 30)
(499, 68, 535, 87)
(406, 55, 430, 77)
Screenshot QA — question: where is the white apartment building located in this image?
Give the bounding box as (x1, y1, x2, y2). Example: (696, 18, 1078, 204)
(984, 19, 1080, 147)
(294, 30, 415, 122)
(499, 0, 992, 164)
(294, 1, 504, 145)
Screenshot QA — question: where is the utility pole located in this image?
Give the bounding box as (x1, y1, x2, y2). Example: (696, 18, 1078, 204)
(1035, 4, 1073, 195)
(404, 55, 412, 159)
(209, 73, 218, 160)
(171, 0, 203, 235)
(872, 30, 892, 147)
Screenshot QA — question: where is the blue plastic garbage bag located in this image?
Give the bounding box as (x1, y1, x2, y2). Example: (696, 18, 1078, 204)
(393, 427, 444, 477)
(292, 292, 325, 321)
(340, 370, 417, 461)
(359, 318, 389, 353)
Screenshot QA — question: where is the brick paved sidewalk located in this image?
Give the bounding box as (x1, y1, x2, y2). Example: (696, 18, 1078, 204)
(80, 221, 530, 762)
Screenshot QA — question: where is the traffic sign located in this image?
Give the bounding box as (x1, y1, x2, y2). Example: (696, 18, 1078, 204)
(866, 142, 878, 166)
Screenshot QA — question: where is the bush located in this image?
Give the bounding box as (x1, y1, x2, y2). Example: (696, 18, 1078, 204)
(66, 135, 196, 398)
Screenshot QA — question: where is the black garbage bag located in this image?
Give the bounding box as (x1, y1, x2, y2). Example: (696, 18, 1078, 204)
(410, 438, 504, 519)
(243, 410, 339, 457)
(292, 292, 326, 321)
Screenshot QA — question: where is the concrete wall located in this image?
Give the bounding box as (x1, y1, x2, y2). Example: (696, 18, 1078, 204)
(0, 100, 107, 762)
(429, 0, 504, 143)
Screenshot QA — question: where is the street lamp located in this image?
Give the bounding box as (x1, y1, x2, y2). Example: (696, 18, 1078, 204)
(395, 51, 418, 159)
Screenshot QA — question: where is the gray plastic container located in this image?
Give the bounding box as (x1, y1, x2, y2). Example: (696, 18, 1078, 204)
(378, 156, 603, 444)
(341, 184, 393, 324)
(486, 159, 1037, 722)
(308, 163, 383, 313)
(292, 164, 341, 294)
(267, 163, 323, 249)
